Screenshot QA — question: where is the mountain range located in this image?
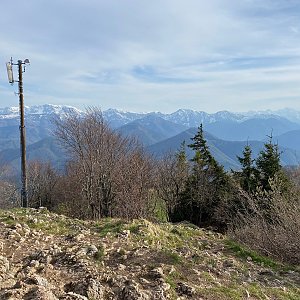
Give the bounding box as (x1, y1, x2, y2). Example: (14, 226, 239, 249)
(1, 104, 300, 171)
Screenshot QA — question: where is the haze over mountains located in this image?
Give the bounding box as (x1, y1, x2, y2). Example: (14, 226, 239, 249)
(1, 104, 300, 170)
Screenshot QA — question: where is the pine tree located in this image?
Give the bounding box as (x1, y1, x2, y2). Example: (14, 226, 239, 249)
(236, 144, 257, 192)
(252, 135, 291, 223)
(256, 135, 282, 191)
(189, 124, 228, 185)
(189, 124, 213, 166)
(175, 124, 230, 228)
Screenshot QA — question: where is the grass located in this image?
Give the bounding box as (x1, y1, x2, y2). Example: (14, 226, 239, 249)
(225, 239, 280, 268)
(0, 215, 17, 226)
(128, 219, 206, 253)
(127, 223, 141, 234)
(149, 195, 168, 222)
(198, 283, 300, 300)
(0, 208, 85, 235)
(200, 271, 215, 283)
(161, 249, 182, 265)
(93, 219, 126, 237)
(244, 284, 300, 300)
(165, 270, 185, 300)
(199, 285, 245, 300)
(93, 244, 106, 262)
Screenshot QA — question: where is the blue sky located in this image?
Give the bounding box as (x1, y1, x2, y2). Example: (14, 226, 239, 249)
(1, 0, 300, 113)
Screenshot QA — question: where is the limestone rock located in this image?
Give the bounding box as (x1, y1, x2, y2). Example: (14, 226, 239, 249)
(60, 292, 88, 300)
(118, 230, 131, 239)
(176, 282, 195, 297)
(64, 277, 104, 300)
(25, 275, 49, 287)
(149, 267, 164, 279)
(86, 278, 105, 300)
(87, 244, 98, 256)
(120, 280, 149, 300)
(0, 255, 10, 279)
(23, 286, 58, 300)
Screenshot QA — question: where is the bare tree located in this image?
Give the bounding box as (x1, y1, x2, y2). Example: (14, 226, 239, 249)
(54, 107, 155, 220)
(27, 160, 59, 208)
(0, 161, 19, 208)
(157, 151, 189, 220)
(115, 147, 155, 219)
(51, 161, 87, 218)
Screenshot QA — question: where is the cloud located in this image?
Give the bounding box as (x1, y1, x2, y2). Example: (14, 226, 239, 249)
(1, 0, 300, 112)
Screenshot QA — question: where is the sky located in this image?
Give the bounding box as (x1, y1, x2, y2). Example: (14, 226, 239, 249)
(1, 0, 300, 113)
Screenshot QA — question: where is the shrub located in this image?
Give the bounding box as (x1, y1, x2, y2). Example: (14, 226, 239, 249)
(229, 176, 300, 265)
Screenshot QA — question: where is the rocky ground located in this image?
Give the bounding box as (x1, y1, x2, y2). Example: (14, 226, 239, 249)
(0, 208, 299, 300)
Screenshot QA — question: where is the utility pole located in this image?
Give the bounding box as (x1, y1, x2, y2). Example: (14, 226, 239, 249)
(18, 60, 28, 207)
(6, 58, 30, 208)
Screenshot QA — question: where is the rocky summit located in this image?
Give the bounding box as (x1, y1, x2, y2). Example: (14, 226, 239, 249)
(0, 208, 299, 300)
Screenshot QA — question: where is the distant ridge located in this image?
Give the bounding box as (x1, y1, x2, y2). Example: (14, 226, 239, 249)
(117, 115, 188, 146)
(146, 128, 300, 170)
(0, 104, 82, 120)
(1, 104, 300, 127)
(1, 104, 300, 170)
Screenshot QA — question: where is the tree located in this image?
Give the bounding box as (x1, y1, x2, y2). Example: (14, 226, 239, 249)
(188, 124, 228, 188)
(27, 161, 59, 209)
(234, 136, 292, 225)
(255, 135, 286, 191)
(114, 147, 155, 219)
(236, 144, 257, 192)
(55, 107, 115, 218)
(0, 160, 19, 208)
(189, 124, 213, 166)
(157, 142, 189, 220)
(54, 107, 155, 220)
(173, 124, 231, 229)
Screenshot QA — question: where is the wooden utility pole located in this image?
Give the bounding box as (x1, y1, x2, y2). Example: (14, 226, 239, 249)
(6, 58, 30, 208)
(18, 60, 28, 208)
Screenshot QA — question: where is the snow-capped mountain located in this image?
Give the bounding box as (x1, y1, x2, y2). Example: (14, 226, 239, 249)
(259, 108, 300, 124)
(103, 108, 247, 128)
(102, 107, 296, 128)
(163, 109, 246, 127)
(1, 104, 299, 127)
(1, 104, 300, 169)
(0, 104, 82, 120)
(102, 109, 146, 128)
(1, 104, 300, 141)
(0, 104, 82, 153)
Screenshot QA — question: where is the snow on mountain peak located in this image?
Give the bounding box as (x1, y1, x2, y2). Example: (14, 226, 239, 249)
(0, 104, 83, 120)
(26, 104, 83, 115)
(1, 104, 300, 126)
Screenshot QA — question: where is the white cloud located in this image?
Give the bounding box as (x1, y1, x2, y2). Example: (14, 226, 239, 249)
(1, 0, 300, 112)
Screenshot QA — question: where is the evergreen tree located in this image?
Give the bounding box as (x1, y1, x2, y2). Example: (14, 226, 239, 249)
(189, 124, 213, 166)
(236, 144, 257, 192)
(174, 124, 230, 229)
(256, 135, 282, 191)
(189, 124, 228, 185)
(252, 136, 291, 223)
